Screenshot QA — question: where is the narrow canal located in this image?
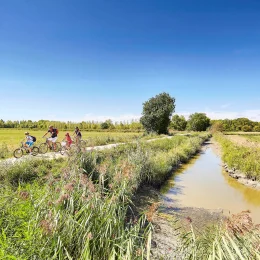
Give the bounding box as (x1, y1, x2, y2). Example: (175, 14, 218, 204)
(160, 141, 260, 223)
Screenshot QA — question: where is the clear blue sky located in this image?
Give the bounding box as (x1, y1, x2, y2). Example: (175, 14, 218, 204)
(1, 0, 260, 122)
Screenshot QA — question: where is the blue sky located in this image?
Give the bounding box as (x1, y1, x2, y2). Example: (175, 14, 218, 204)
(1, 0, 260, 122)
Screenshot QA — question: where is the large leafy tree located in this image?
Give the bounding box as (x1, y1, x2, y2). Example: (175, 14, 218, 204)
(186, 113, 210, 131)
(140, 92, 175, 134)
(171, 115, 187, 131)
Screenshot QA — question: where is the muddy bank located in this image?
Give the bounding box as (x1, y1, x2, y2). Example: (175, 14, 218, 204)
(223, 164, 260, 190)
(133, 184, 224, 259)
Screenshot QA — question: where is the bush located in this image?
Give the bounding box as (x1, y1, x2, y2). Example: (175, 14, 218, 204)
(0, 142, 9, 159)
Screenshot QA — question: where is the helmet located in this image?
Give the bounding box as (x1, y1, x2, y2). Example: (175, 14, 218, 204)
(75, 126, 79, 130)
(65, 133, 69, 136)
(49, 125, 53, 128)
(25, 132, 29, 135)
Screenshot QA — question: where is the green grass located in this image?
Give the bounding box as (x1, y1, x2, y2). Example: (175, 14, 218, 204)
(214, 133, 260, 180)
(179, 215, 260, 259)
(0, 133, 211, 259)
(242, 135, 260, 143)
(0, 129, 160, 159)
(224, 132, 260, 136)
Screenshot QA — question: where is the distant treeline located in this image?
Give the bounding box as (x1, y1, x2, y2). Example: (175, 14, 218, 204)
(1, 117, 259, 132)
(0, 119, 144, 132)
(211, 118, 260, 132)
(171, 114, 260, 132)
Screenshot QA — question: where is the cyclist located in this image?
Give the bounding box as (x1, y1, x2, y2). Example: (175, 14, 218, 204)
(42, 125, 58, 150)
(63, 132, 72, 148)
(24, 132, 34, 154)
(73, 126, 82, 145)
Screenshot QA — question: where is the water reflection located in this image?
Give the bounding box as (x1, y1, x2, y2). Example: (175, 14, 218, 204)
(161, 145, 260, 223)
(222, 171, 260, 206)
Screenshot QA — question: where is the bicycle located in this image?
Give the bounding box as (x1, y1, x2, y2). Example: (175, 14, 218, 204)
(13, 142, 39, 158)
(39, 137, 61, 154)
(60, 141, 77, 156)
(72, 136, 87, 148)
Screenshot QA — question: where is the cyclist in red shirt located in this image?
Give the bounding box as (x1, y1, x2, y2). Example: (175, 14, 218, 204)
(64, 133, 72, 148)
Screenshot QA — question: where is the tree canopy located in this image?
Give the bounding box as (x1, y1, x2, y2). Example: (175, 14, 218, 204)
(211, 118, 260, 132)
(140, 92, 175, 134)
(186, 113, 210, 131)
(171, 115, 187, 131)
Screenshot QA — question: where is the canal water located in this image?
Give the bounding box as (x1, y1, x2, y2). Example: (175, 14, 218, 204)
(160, 142, 260, 223)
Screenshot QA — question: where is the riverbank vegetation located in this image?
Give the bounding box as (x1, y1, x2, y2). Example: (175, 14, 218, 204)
(0, 133, 210, 259)
(179, 211, 260, 259)
(214, 133, 260, 180)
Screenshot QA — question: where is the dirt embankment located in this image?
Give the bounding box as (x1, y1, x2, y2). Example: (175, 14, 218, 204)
(223, 164, 260, 190)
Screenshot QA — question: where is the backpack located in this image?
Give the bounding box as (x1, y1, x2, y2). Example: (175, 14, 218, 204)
(31, 136, 36, 142)
(56, 129, 59, 135)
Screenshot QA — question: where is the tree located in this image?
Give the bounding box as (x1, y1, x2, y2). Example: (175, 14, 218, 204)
(242, 125, 252, 132)
(100, 119, 114, 130)
(140, 92, 175, 134)
(253, 125, 260, 132)
(171, 115, 187, 131)
(186, 113, 210, 131)
(210, 120, 224, 133)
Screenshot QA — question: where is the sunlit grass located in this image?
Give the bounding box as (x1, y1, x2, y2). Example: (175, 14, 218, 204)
(0, 133, 211, 259)
(215, 133, 260, 180)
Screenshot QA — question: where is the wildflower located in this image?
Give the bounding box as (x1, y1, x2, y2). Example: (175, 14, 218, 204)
(18, 191, 29, 200)
(55, 187, 61, 193)
(136, 248, 142, 256)
(40, 219, 54, 235)
(87, 232, 93, 240)
(56, 193, 70, 205)
(64, 182, 74, 193)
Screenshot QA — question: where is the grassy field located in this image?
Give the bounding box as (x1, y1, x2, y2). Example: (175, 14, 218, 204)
(242, 135, 260, 142)
(224, 131, 260, 135)
(1, 132, 259, 259)
(0, 129, 158, 159)
(0, 133, 211, 259)
(214, 133, 260, 180)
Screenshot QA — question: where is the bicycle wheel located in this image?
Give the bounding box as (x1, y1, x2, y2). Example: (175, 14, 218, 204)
(69, 144, 78, 154)
(54, 142, 61, 152)
(80, 139, 87, 148)
(31, 147, 39, 156)
(60, 146, 67, 155)
(39, 143, 48, 154)
(13, 148, 23, 158)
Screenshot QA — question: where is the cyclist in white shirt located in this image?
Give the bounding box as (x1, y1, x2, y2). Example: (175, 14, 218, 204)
(24, 132, 34, 153)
